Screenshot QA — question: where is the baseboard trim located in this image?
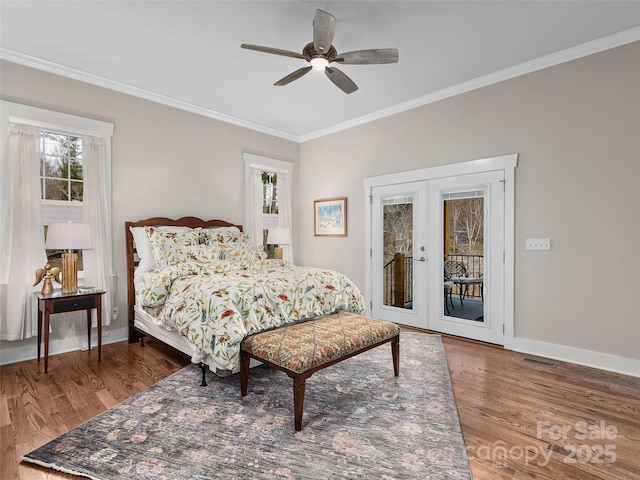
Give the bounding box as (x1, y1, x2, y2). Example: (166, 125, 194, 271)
(511, 337, 639, 378)
(4, 327, 638, 378)
(0, 327, 128, 366)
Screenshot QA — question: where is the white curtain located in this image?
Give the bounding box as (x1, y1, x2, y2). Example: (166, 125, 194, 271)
(277, 171, 293, 263)
(81, 135, 113, 326)
(0, 123, 46, 340)
(248, 167, 265, 247)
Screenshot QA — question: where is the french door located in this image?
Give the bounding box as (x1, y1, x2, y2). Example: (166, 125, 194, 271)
(426, 171, 504, 344)
(371, 182, 427, 329)
(370, 171, 505, 344)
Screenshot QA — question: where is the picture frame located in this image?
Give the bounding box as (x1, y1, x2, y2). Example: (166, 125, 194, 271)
(314, 197, 347, 236)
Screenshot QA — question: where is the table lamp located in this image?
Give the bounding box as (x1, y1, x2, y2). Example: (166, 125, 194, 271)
(45, 221, 92, 293)
(267, 227, 291, 260)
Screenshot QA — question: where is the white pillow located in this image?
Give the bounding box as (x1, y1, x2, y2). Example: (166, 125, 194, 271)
(130, 226, 194, 277)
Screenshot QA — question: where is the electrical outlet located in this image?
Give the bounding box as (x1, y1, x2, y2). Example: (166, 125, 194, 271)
(112, 307, 118, 320)
(526, 238, 551, 250)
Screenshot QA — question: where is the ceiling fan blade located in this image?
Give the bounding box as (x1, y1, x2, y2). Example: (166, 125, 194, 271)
(241, 44, 305, 60)
(334, 49, 399, 64)
(313, 9, 335, 54)
(325, 66, 358, 94)
(274, 66, 313, 86)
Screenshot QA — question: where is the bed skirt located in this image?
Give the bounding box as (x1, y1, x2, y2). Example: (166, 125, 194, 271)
(134, 305, 261, 376)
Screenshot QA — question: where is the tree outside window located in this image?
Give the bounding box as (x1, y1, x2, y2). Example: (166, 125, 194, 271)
(447, 197, 484, 256)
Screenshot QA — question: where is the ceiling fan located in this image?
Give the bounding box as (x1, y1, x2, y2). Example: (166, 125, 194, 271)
(241, 9, 399, 94)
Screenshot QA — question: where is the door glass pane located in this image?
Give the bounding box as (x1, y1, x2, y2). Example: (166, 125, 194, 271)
(443, 193, 485, 322)
(382, 195, 414, 310)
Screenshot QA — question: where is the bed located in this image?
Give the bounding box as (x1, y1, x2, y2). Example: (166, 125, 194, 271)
(125, 216, 365, 377)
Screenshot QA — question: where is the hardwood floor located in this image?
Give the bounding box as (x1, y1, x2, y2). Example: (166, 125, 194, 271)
(1, 334, 639, 479)
(1, 339, 189, 480)
(440, 334, 640, 480)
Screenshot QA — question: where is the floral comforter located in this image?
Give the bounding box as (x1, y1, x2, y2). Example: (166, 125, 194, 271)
(135, 259, 365, 372)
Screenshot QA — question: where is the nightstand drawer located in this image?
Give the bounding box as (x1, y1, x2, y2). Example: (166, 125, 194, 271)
(53, 297, 96, 313)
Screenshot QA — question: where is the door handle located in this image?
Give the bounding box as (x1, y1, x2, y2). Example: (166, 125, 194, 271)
(414, 257, 426, 262)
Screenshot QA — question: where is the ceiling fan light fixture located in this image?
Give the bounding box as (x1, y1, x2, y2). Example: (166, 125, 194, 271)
(241, 9, 398, 93)
(310, 57, 329, 70)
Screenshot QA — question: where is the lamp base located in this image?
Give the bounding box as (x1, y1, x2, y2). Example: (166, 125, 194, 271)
(274, 246, 283, 260)
(61, 251, 78, 293)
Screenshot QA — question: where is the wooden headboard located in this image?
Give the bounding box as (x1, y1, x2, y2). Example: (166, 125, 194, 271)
(125, 216, 243, 343)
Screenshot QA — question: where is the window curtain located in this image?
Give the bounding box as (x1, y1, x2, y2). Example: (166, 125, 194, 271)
(81, 135, 113, 326)
(277, 171, 293, 263)
(0, 123, 46, 340)
(248, 167, 265, 247)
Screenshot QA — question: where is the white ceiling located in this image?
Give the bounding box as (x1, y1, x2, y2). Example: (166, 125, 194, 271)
(2, 1, 639, 141)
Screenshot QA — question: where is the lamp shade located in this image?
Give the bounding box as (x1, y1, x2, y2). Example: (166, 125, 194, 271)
(45, 222, 92, 250)
(267, 227, 291, 245)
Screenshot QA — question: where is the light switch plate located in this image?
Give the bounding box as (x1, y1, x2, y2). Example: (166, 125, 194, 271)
(526, 238, 551, 250)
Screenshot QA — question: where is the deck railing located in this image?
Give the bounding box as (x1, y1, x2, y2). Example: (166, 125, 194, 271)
(382, 253, 413, 307)
(382, 253, 483, 306)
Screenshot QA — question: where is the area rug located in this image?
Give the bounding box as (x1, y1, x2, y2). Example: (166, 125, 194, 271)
(22, 332, 471, 479)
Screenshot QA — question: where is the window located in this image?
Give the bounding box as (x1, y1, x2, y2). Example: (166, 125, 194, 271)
(261, 171, 278, 215)
(1, 100, 114, 341)
(243, 153, 293, 258)
(40, 131, 83, 202)
(1, 102, 111, 282)
(40, 130, 85, 270)
(259, 170, 280, 254)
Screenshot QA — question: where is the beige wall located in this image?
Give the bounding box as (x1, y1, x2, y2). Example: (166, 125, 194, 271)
(298, 42, 640, 361)
(1, 41, 638, 367)
(0, 61, 299, 354)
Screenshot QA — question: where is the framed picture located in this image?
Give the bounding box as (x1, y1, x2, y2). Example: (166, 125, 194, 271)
(314, 197, 347, 236)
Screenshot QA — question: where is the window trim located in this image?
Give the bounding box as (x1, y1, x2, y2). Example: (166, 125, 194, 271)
(1, 102, 114, 175)
(243, 153, 293, 219)
(243, 153, 293, 250)
(41, 199, 84, 207)
(1, 100, 114, 274)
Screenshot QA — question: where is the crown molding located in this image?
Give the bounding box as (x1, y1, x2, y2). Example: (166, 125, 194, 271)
(0, 48, 299, 142)
(298, 26, 640, 142)
(2, 26, 638, 144)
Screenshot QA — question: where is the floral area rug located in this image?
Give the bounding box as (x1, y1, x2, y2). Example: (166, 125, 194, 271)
(22, 332, 471, 479)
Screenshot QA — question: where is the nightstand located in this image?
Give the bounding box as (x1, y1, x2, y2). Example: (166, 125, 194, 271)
(35, 289, 105, 373)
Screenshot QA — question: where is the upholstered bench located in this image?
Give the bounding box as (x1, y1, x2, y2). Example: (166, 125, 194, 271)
(240, 312, 400, 431)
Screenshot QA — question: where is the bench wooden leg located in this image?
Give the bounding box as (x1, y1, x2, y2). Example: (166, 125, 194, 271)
(292, 375, 306, 432)
(241, 328, 400, 432)
(240, 350, 250, 397)
(391, 335, 400, 377)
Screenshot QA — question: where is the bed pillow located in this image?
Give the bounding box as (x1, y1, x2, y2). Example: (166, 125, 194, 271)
(201, 227, 249, 245)
(219, 243, 267, 262)
(146, 226, 201, 270)
(130, 226, 195, 277)
(165, 244, 224, 266)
